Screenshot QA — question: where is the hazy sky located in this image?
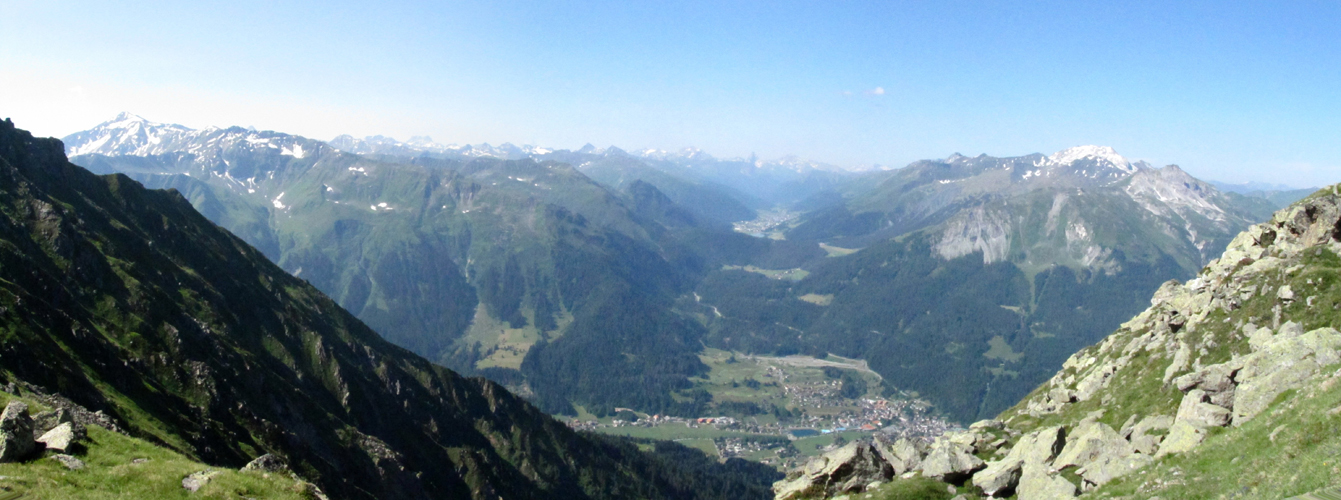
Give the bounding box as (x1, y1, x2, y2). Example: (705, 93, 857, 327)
(2, 1, 1338, 187)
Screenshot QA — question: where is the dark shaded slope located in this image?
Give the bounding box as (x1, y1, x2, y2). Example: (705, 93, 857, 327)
(0, 119, 779, 499)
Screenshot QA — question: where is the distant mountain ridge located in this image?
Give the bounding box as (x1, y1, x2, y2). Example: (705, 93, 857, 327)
(793, 145, 1275, 268)
(1210, 179, 1318, 209)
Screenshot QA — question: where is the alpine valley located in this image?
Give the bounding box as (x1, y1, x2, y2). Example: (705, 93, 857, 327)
(62, 114, 1302, 425)
(0, 110, 1324, 499)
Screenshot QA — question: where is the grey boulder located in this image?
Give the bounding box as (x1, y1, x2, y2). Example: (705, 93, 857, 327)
(0, 401, 37, 462)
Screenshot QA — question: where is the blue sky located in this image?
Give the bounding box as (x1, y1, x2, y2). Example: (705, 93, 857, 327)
(2, 0, 1338, 186)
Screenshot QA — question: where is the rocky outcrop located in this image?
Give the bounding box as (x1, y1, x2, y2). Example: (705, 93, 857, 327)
(183, 470, 222, 492)
(873, 437, 927, 475)
(920, 430, 986, 483)
(243, 453, 290, 473)
(51, 453, 85, 470)
(781, 190, 1341, 499)
(772, 441, 894, 500)
(0, 401, 37, 462)
(1125, 415, 1172, 455)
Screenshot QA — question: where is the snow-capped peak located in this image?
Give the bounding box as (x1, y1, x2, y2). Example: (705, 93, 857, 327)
(1046, 145, 1137, 173)
(63, 113, 196, 157)
(109, 111, 147, 124)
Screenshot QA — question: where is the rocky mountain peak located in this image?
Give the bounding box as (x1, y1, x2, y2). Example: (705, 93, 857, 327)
(1124, 163, 1228, 224)
(64, 113, 194, 157)
(1045, 145, 1136, 173)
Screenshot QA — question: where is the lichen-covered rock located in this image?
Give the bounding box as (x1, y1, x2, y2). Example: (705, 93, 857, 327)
(970, 425, 1067, 497)
(920, 432, 985, 483)
(31, 408, 71, 435)
(773, 441, 893, 500)
(182, 470, 221, 493)
(972, 458, 1021, 497)
(1233, 326, 1341, 425)
(0, 401, 36, 462)
(243, 453, 289, 473)
(1155, 420, 1206, 457)
(873, 437, 926, 475)
(1173, 363, 1239, 408)
(1054, 420, 1133, 470)
(1013, 426, 1067, 467)
(1174, 389, 1233, 428)
(969, 419, 1004, 431)
(1076, 452, 1153, 487)
(36, 422, 80, 452)
(1017, 463, 1077, 499)
(1049, 419, 1153, 488)
(1128, 415, 1172, 455)
(50, 453, 85, 470)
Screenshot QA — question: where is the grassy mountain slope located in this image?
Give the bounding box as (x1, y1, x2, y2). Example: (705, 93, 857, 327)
(0, 390, 314, 499)
(996, 186, 1341, 498)
(0, 118, 781, 499)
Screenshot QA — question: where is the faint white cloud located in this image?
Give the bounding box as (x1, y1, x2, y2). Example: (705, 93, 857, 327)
(865, 87, 885, 96)
(68, 86, 88, 101)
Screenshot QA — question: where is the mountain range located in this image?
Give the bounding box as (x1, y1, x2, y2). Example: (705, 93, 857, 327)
(62, 113, 1304, 424)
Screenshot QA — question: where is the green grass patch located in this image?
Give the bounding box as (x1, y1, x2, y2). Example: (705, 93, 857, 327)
(0, 392, 308, 500)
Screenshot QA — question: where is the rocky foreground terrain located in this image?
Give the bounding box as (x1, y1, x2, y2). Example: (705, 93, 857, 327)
(777, 187, 1341, 499)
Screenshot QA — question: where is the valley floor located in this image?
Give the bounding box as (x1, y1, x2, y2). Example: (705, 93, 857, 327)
(567, 349, 954, 470)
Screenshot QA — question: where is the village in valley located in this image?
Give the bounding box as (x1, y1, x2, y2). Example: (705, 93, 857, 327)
(566, 349, 955, 470)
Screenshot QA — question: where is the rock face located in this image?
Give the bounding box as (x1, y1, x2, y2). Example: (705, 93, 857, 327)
(0, 401, 36, 462)
(772, 441, 894, 500)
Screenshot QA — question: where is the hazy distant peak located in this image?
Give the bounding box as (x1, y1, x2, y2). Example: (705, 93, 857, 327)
(635, 147, 714, 162)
